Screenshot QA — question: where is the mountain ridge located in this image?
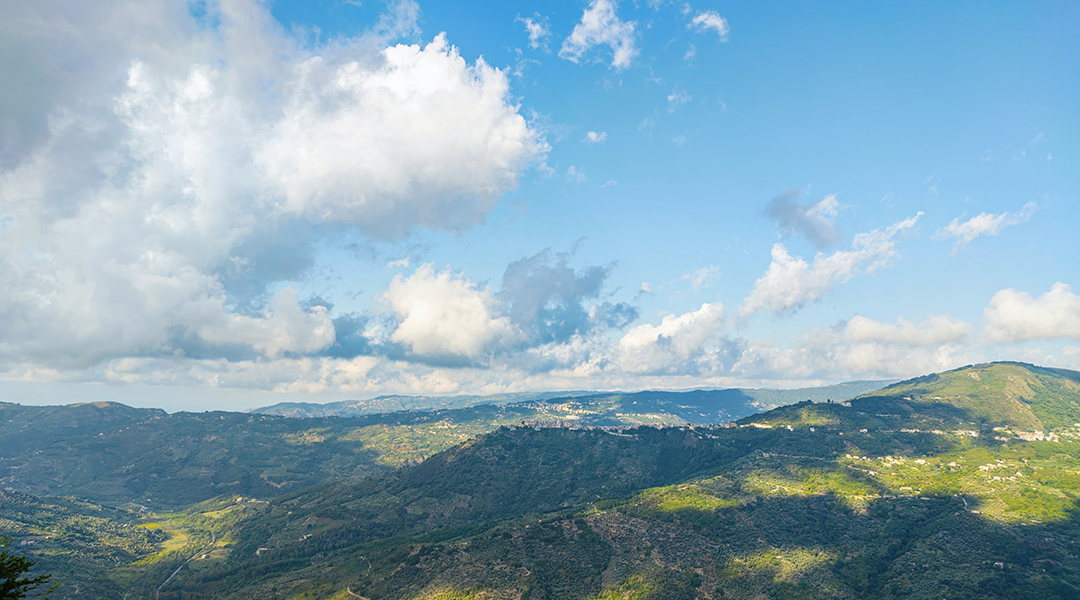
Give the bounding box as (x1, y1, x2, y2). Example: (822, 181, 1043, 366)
(250, 381, 896, 419)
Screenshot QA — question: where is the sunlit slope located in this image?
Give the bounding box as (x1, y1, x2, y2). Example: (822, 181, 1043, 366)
(0, 490, 165, 599)
(860, 362, 1080, 430)
(740, 362, 1080, 433)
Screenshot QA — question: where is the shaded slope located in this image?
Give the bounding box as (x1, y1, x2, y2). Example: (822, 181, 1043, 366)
(0, 402, 520, 506)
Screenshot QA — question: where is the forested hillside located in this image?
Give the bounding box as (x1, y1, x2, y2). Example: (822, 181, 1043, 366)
(0, 382, 887, 506)
(5, 363, 1080, 599)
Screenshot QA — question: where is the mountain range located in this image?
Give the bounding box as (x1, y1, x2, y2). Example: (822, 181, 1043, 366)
(249, 381, 893, 419)
(3, 362, 1080, 599)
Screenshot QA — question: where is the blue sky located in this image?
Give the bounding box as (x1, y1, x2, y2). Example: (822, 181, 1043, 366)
(0, 0, 1077, 411)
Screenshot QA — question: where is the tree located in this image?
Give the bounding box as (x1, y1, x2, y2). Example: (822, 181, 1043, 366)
(0, 536, 55, 600)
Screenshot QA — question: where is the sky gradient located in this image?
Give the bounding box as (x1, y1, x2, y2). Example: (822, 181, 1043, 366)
(1, 0, 1077, 411)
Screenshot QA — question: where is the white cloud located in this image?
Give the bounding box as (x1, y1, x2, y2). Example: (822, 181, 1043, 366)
(667, 85, 692, 111)
(844, 315, 971, 346)
(383, 264, 520, 359)
(732, 314, 975, 382)
(984, 282, 1080, 342)
(566, 165, 587, 183)
(739, 214, 922, 319)
(261, 33, 545, 238)
(681, 266, 721, 292)
(618, 302, 726, 374)
(689, 11, 730, 41)
(934, 202, 1035, 253)
(517, 14, 552, 50)
(582, 131, 607, 144)
(198, 287, 335, 357)
(832, 335, 969, 379)
(559, 0, 638, 70)
(766, 190, 842, 249)
(0, 0, 543, 370)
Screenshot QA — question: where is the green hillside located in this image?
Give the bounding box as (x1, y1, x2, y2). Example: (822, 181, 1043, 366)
(0, 401, 573, 506)
(0, 490, 165, 598)
(860, 362, 1080, 430)
(0, 382, 890, 506)
(108, 422, 1080, 600)
(7, 363, 1080, 599)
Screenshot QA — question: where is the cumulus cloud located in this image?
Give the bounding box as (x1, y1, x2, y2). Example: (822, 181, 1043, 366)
(765, 189, 842, 249)
(739, 214, 922, 319)
(369, 248, 635, 367)
(9, 298, 1020, 398)
(984, 282, 1080, 342)
(517, 14, 552, 50)
(566, 165, 587, 183)
(260, 33, 544, 238)
(559, 0, 638, 70)
(382, 264, 520, 360)
(198, 287, 335, 357)
(689, 10, 730, 40)
(500, 248, 637, 345)
(844, 315, 971, 346)
(618, 302, 728, 374)
(0, 0, 544, 370)
(934, 202, 1035, 253)
(731, 314, 975, 382)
